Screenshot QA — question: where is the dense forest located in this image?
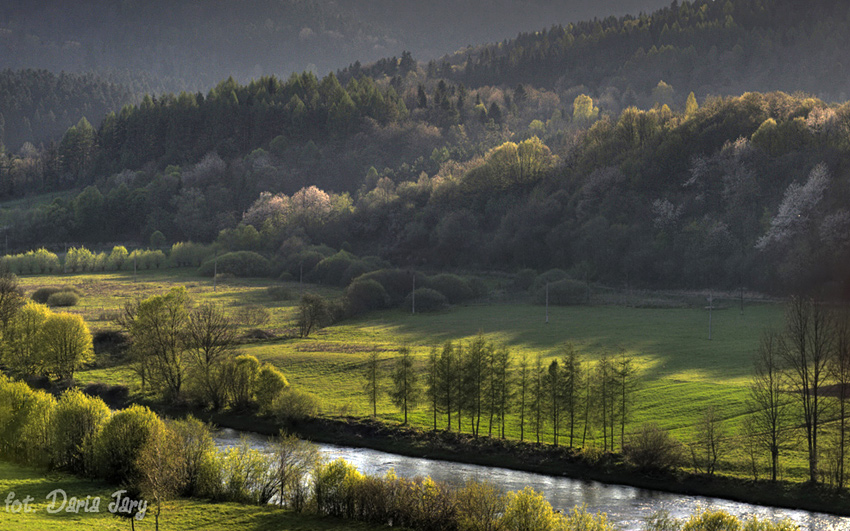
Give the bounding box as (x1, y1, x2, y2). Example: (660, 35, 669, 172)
(413, 0, 850, 102)
(2, 0, 850, 295)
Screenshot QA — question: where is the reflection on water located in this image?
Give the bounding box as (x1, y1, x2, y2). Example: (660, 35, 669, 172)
(215, 429, 850, 531)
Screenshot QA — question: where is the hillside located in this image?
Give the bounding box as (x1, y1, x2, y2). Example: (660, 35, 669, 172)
(432, 0, 850, 103)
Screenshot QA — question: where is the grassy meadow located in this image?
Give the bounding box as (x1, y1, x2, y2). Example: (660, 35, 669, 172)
(14, 270, 811, 481)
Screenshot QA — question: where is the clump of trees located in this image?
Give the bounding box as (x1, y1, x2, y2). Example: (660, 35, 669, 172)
(118, 288, 293, 412)
(0, 273, 93, 381)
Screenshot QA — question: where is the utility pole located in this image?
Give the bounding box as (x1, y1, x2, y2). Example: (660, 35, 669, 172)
(706, 291, 714, 340)
(411, 271, 416, 314)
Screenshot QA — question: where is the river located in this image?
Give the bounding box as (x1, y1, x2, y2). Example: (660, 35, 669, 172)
(214, 428, 850, 531)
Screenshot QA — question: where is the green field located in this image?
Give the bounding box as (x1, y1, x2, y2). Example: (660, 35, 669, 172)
(15, 270, 811, 481)
(0, 461, 387, 531)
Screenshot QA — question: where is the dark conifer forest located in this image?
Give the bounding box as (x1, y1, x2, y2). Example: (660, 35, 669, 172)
(2, 0, 850, 295)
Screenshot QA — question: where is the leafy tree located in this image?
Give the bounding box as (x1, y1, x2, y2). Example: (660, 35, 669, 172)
(2, 300, 50, 376)
(389, 346, 420, 424)
(120, 287, 189, 398)
(50, 389, 110, 475)
(96, 404, 160, 484)
(227, 354, 261, 409)
(136, 421, 187, 531)
(255, 364, 289, 412)
(572, 94, 599, 124)
(685, 91, 699, 116)
(40, 311, 94, 380)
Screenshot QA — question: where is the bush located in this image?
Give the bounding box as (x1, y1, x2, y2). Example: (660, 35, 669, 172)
(227, 354, 261, 409)
(681, 510, 741, 531)
(272, 388, 319, 422)
(170, 241, 213, 267)
(255, 364, 289, 412)
(344, 279, 391, 315)
(96, 404, 161, 484)
(46, 291, 80, 307)
(405, 288, 448, 312)
(534, 278, 586, 306)
(623, 423, 684, 472)
(198, 251, 272, 278)
(267, 285, 295, 301)
(513, 268, 538, 291)
(426, 274, 474, 303)
(311, 250, 357, 286)
(31, 286, 81, 304)
(530, 268, 568, 292)
(355, 269, 427, 305)
(50, 389, 111, 475)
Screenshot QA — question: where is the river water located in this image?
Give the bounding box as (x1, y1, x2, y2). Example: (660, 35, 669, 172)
(214, 428, 850, 530)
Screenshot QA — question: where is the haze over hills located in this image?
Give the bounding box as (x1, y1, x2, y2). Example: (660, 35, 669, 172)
(0, 0, 672, 93)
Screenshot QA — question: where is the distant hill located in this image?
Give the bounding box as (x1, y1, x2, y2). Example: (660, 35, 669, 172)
(0, 69, 135, 151)
(432, 0, 850, 103)
(0, 0, 671, 92)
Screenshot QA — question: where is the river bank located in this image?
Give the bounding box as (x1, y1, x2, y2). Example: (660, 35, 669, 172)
(144, 400, 850, 519)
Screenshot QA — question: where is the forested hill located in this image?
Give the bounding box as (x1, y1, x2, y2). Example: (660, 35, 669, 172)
(424, 0, 850, 103)
(0, 0, 670, 93)
(0, 70, 135, 151)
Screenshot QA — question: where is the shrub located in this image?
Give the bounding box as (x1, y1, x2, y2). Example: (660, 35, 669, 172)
(344, 279, 390, 315)
(198, 251, 271, 278)
(513, 268, 538, 291)
(681, 510, 741, 531)
(500, 487, 560, 531)
(31, 286, 81, 304)
(272, 388, 319, 422)
(47, 291, 80, 307)
(426, 274, 474, 303)
(170, 242, 213, 267)
(530, 268, 568, 292)
(534, 278, 586, 306)
(0, 378, 56, 465)
(311, 250, 357, 286)
(623, 423, 684, 472)
(96, 404, 161, 484)
(227, 354, 261, 409)
(50, 389, 111, 475)
(405, 288, 448, 312)
(169, 416, 219, 498)
(267, 285, 295, 301)
(255, 365, 289, 412)
(356, 269, 427, 305)
(467, 276, 489, 298)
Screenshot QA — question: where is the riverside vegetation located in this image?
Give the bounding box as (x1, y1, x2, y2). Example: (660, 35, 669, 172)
(0, 374, 801, 531)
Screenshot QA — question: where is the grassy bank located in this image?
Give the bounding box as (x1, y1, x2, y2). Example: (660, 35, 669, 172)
(0, 461, 390, 530)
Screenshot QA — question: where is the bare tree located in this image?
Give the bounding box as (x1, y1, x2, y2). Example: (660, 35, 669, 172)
(530, 353, 546, 444)
(782, 296, 833, 483)
(692, 406, 725, 476)
(184, 302, 237, 410)
(547, 360, 560, 446)
(747, 329, 790, 481)
(831, 309, 850, 488)
(615, 349, 638, 450)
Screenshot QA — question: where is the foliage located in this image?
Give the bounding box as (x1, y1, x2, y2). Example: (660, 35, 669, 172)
(96, 404, 161, 484)
(40, 311, 94, 379)
(46, 290, 80, 307)
(256, 364, 290, 413)
(50, 388, 110, 475)
(426, 273, 475, 303)
(198, 251, 272, 278)
(407, 288, 449, 312)
(344, 278, 391, 316)
(534, 279, 586, 306)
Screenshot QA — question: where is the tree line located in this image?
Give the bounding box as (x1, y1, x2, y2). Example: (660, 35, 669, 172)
(364, 337, 640, 452)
